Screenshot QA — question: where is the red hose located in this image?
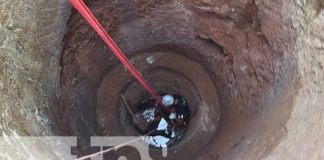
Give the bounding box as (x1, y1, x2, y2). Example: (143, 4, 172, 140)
(69, 0, 161, 104)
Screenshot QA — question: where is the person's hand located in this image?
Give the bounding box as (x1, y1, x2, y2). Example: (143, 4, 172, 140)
(169, 112, 176, 120)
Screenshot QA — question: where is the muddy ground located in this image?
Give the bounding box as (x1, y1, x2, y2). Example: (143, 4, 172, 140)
(0, 0, 324, 159)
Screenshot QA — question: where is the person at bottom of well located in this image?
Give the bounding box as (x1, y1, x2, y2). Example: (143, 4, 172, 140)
(161, 94, 190, 127)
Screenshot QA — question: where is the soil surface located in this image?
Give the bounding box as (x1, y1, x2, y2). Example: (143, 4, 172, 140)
(1, 0, 323, 160)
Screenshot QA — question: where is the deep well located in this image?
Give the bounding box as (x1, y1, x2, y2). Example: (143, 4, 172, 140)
(1, 0, 324, 159)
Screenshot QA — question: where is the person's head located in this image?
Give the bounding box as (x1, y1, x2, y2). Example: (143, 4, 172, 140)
(162, 95, 174, 107)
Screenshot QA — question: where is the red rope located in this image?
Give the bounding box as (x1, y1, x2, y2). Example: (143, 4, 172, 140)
(69, 0, 161, 104)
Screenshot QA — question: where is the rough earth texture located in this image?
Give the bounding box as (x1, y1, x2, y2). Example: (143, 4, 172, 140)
(0, 0, 323, 159)
(265, 0, 324, 159)
(0, 0, 70, 136)
(57, 0, 297, 159)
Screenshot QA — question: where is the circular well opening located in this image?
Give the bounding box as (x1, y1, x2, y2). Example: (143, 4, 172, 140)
(95, 51, 221, 158)
(53, 1, 298, 159)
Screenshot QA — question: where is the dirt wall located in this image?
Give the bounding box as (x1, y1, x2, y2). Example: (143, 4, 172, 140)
(0, 0, 70, 137)
(0, 0, 323, 159)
